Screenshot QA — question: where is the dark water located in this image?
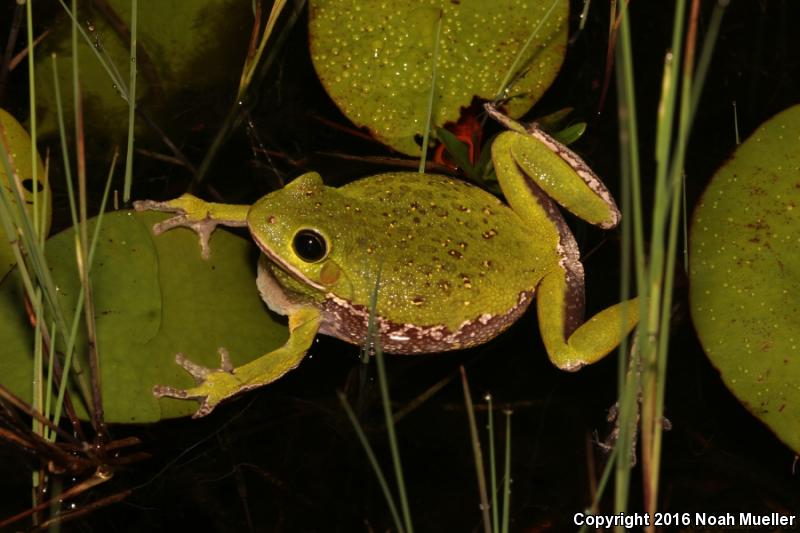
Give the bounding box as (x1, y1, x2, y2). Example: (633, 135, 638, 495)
(1, 1, 799, 531)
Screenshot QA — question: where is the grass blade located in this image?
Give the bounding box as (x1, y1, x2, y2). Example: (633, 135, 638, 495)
(487, 394, 499, 533)
(461, 366, 491, 533)
(418, 10, 442, 174)
(500, 410, 512, 533)
(337, 392, 405, 533)
(122, 0, 137, 203)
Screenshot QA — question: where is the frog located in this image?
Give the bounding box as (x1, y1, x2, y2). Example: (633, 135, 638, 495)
(134, 104, 638, 417)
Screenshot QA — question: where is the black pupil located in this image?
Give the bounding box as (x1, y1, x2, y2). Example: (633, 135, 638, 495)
(293, 230, 327, 262)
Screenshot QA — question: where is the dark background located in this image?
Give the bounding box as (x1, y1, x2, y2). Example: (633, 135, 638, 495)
(1, 1, 799, 531)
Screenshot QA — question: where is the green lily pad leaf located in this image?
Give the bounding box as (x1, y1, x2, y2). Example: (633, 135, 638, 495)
(34, 0, 250, 145)
(690, 104, 800, 452)
(0, 210, 289, 423)
(309, 0, 568, 155)
(0, 109, 51, 273)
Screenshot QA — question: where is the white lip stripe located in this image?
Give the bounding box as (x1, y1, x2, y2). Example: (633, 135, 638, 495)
(251, 232, 327, 291)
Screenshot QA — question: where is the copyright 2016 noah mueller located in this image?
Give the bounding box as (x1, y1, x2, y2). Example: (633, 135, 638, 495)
(573, 511, 797, 529)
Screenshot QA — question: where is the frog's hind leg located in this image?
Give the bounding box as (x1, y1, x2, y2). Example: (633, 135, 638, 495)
(490, 126, 637, 369)
(537, 266, 638, 371)
(487, 106, 621, 229)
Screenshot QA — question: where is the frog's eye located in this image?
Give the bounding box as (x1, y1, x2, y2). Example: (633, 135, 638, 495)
(292, 229, 328, 262)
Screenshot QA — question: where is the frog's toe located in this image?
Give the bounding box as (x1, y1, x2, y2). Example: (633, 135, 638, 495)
(217, 347, 234, 373)
(193, 399, 217, 419)
(172, 352, 209, 382)
(135, 199, 217, 259)
(152, 216, 215, 259)
(152, 382, 220, 418)
(133, 198, 181, 214)
(154, 349, 243, 417)
(151, 214, 190, 235)
(153, 383, 194, 400)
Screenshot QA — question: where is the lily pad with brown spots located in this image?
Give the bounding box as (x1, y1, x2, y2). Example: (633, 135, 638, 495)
(690, 104, 800, 453)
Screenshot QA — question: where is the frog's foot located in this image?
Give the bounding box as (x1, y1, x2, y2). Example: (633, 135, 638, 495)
(134, 194, 249, 259)
(154, 348, 242, 418)
(154, 307, 323, 418)
(536, 269, 639, 370)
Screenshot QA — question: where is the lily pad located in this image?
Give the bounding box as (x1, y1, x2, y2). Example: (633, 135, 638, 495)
(34, 0, 251, 145)
(0, 210, 289, 423)
(308, 0, 568, 155)
(0, 109, 51, 274)
(690, 104, 800, 453)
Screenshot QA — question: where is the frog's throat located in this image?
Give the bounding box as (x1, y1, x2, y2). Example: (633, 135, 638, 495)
(251, 233, 327, 292)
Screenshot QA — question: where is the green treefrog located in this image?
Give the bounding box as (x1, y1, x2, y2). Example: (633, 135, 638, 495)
(134, 104, 638, 417)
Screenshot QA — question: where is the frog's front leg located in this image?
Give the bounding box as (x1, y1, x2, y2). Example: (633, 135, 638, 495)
(155, 306, 322, 417)
(537, 265, 638, 370)
(133, 194, 249, 258)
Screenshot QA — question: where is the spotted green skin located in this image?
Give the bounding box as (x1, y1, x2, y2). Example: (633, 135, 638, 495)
(250, 171, 547, 352)
(134, 109, 639, 417)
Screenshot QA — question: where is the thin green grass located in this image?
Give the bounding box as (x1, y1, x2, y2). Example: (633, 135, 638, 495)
(0, 3, 126, 524)
(25, 0, 39, 239)
(461, 375, 513, 533)
(123, 0, 137, 203)
(338, 392, 405, 533)
(494, 0, 563, 102)
(500, 410, 512, 533)
(341, 268, 414, 533)
(487, 394, 499, 533)
(196, 0, 306, 186)
(418, 10, 442, 174)
(56, 0, 129, 101)
(461, 367, 492, 533)
(610, 4, 644, 518)
(607, 2, 726, 529)
(372, 301, 413, 532)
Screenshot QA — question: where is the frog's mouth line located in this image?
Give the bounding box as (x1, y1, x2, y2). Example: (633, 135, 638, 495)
(251, 233, 327, 292)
